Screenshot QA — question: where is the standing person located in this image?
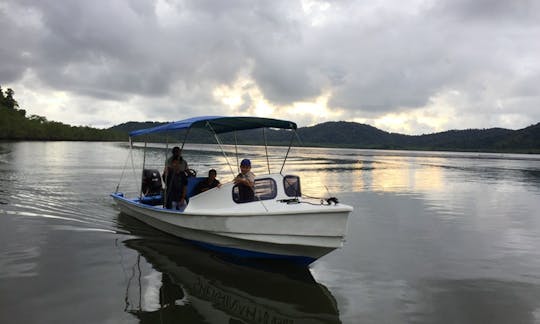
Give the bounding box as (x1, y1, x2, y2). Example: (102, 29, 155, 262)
(234, 159, 255, 202)
(163, 146, 189, 209)
(165, 157, 187, 209)
(163, 146, 188, 178)
(195, 169, 221, 194)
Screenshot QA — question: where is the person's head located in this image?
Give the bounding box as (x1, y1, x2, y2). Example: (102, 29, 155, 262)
(171, 146, 181, 157)
(240, 159, 251, 173)
(208, 169, 217, 179)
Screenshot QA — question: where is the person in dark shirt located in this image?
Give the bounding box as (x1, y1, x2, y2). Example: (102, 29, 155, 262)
(195, 169, 221, 194)
(165, 157, 187, 209)
(163, 146, 188, 180)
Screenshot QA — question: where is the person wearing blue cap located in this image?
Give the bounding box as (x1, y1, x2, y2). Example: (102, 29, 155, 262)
(234, 159, 255, 202)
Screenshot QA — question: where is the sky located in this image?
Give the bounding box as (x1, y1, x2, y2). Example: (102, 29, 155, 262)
(1, 0, 539, 135)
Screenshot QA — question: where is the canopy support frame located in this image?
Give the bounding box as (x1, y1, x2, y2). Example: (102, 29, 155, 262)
(206, 121, 236, 177)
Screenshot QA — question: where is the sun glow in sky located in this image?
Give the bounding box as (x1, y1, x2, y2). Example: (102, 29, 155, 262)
(213, 76, 343, 127)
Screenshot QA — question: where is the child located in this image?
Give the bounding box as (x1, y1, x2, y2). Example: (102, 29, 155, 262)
(195, 169, 221, 194)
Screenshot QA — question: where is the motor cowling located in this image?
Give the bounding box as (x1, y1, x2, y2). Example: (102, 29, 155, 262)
(141, 169, 163, 196)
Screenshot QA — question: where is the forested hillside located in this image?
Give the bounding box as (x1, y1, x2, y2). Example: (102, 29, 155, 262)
(0, 86, 124, 141)
(112, 120, 540, 153)
(296, 121, 540, 153)
(2, 85, 538, 152)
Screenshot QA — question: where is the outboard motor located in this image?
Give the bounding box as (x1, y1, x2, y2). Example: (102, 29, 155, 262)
(141, 169, 163, 205)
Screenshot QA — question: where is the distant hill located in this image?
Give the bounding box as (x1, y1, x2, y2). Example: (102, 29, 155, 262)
(5, 82, 535, 152)
(109, 120, 540, 153)
(297, 121, 397, 148)
(494, 122, 540, 151)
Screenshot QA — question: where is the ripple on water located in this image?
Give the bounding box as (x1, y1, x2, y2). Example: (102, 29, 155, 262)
(0, 246, 40, 279)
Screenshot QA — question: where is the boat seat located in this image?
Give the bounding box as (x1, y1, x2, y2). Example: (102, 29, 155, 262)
(140, 194, 163, 206)
(186, 177, 206, 199)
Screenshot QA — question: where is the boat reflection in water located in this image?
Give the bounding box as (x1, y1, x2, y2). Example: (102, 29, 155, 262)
(117, 214, 341, 324)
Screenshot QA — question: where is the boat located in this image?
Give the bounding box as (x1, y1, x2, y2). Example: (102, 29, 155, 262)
(111, 116, 353, 265)
(117, 213, 341, 323)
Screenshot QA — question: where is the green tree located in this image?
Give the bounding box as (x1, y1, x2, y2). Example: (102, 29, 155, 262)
(0, 86, 5, 108)
(4, 88, 18, 110)
(0, 86, 125, 141)
(29, 114, 48, 123)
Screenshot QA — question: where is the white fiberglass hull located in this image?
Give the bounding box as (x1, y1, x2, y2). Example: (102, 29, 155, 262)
(111, 193, 351, 263)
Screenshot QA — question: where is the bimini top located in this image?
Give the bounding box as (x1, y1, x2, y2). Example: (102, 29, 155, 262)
(129, 116, 297, 137)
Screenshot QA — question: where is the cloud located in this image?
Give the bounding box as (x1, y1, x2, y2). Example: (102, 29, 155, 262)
(1, 0, 539, 133)
(431, 0, 540, 24)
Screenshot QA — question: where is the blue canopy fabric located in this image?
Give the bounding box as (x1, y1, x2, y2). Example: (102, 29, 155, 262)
(129, 116, 297, 137)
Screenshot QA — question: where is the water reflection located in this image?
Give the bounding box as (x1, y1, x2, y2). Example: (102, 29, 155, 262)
(0, 143, 14, 205)
(2, 141, 540, 323)
(130, 144, 540, 195)
(116, 214, 341, 324)
(408, 278, 540, 323)
(285, 149, 540, 194)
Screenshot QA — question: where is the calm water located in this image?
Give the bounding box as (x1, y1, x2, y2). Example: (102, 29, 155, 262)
(1, 141, 540, 324)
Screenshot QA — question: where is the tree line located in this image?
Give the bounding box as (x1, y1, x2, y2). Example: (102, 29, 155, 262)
(0, 86, 125, 141)
(1, 85, 538, 152)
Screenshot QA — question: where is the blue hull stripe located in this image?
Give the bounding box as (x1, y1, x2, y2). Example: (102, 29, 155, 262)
(188, 240, 316, 266)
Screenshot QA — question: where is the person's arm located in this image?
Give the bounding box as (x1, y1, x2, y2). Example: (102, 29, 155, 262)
(199, 181, 211, 193)
(235, 178, 253, 188)
(163, 158, 171, 179)
(234, 175, 250, 186)
(233, 174, 242, 184)
(246, 173, 255, 187)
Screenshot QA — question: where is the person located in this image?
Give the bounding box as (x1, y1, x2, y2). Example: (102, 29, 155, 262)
(164, 157, 187, 209)
(163, 146, 188, 178)
(195, 169, 221, 194)
(162, 146, 189, 209)
(234, 159, 255, 202)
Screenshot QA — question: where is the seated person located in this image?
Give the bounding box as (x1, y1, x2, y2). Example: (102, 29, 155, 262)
(234, 159, 255, 202)
(195, 169, 221, 194)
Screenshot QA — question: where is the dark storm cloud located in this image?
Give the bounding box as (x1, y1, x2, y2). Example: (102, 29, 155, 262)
(0, 5, 37, 83)
(1, 0, 539, 131)
(19, 0, 180, 97)
(252, 51, 322, 104)
(2, 0, 310, 100)
(432, 0, 540, 23)
(2, 0, 236, 95)
(318, 0, 540, 123)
